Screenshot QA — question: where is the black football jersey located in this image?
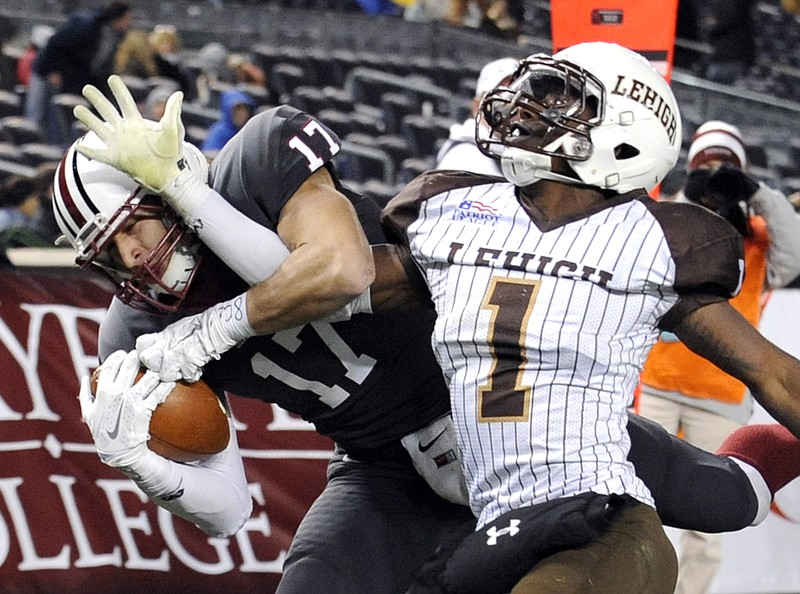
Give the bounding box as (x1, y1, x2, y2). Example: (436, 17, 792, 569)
(100, 106, 449, 451)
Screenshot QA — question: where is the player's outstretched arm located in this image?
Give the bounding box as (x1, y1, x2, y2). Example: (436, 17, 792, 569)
(674, 300, 800, 438)
(81, 350, 252, 536)
(135, 168, 376, 383)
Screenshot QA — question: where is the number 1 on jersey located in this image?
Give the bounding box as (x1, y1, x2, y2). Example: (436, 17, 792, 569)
(478, 277, 539, 422)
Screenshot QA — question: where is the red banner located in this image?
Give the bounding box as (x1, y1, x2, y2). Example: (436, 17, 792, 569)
(0, 266, 331, 593)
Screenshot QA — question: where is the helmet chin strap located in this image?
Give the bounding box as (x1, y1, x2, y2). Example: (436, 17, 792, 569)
(500, 146, 584, 187)
(156, 241, 200, 295)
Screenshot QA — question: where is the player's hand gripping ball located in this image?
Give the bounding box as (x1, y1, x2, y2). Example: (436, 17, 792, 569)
(90, 366, 229, 463)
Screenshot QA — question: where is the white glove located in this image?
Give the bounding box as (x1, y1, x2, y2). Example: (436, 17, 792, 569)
(136, 293, 256, 383)
(75, 75, 212, 227)
(74, 74, 186, 194)
(78, 350, 175, 472)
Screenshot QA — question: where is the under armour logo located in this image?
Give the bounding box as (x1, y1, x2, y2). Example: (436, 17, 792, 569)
(485, 519, 521, 546)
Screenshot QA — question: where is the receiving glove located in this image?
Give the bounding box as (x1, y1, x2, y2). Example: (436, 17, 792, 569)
(136, 293, 256, 383)
(74, 74, 185, 192)
(78, 350, 175, 471)
(74, 74, 208, 222)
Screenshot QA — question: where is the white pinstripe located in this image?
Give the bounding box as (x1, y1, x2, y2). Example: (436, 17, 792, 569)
(407, 181, 679, 528)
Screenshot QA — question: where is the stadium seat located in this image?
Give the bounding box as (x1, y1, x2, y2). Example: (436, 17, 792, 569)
(269, 62, 307, 102)
(401, 114, 448, 157)
(20, 143, 65, 167)
(321, 86, 355, 113)
(373, 134, 413, 169)
(329, 49, 360, 87)
(289, 86, 328, 115)
(0, 158, 36, 183)
(361, 178, 403, 207)
(349, 109, 383, 136)
(397, 156, 436, 185)
(304, 50, 339, 87)
(180, 101, 221, 129)
(337, 139, 395, 184)
(252, 43, 284, 76)
(317, 108, 354, 138)
(0, 89, 20, 118)
(118, 75, 151, 104)
(380, 92, 418, 135)
(185, 125, 209, 147)
(51, 93, 88, 145)
(0, 141, 25, 163)
(0, 116, 44, 146)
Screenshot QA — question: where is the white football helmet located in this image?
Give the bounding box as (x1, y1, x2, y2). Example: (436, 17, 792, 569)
(476, 42, 682, 192)
(53, 131, 208, 313)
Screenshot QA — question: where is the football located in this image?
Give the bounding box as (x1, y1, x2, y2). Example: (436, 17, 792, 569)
(91, 366, 230, 463)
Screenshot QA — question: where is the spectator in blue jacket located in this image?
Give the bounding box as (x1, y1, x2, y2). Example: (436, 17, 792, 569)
(200, 89, 256, 156)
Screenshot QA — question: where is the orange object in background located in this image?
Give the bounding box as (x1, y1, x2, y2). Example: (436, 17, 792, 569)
(551, 0, 680, 199)
(550, 0, 679, 81)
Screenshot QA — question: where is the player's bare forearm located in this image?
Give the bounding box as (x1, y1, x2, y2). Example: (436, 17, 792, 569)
(675, 301, 800, 437)
(370, 244, 433, 311)
(244, 170, 374, 334)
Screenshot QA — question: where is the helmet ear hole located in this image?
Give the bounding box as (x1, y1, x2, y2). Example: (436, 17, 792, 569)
(615, 143, 640, 160)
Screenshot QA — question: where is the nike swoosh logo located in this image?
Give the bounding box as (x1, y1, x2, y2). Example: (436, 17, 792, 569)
(106, 403, 124, 440)
(418, 429, 447, 453)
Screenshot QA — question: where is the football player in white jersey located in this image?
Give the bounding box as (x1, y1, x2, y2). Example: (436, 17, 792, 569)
(375, 42, 800, 593)
(62, 61, 800, 592)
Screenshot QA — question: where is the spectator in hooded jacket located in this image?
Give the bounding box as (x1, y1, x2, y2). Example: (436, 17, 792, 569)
(200, 89, 256, 156)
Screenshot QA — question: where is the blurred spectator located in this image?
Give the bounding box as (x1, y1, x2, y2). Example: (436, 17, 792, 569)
(355, 0, 403, 15)
(436, 56, 517, 175)
(194, 42, 229, 107)
(226, 53, 266, 87)
(0, 172, 58, 248)
(782, 0, 800, 15)
(200, 89, 256, 156)
(25, 1, 132, 146)
(142, 85, 176, 121)
(700, 0, 757, 84)
(403, 0, 447, 22)
(445, 0, 520, 38)
(638, 121, 800, 594)
(16, 25, 54, 87)
(149, 24, 193, 99)
(115, 29, 158, 79)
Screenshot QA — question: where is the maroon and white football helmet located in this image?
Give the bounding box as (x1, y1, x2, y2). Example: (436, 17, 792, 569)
(52, 131, 207, 313)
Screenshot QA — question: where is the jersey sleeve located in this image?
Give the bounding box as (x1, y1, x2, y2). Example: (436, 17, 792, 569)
(650, 200, 745, 330)
(209, 105, 343, 228)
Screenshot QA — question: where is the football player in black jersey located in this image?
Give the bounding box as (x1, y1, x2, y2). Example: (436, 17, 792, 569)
(59, 73, 800, 593)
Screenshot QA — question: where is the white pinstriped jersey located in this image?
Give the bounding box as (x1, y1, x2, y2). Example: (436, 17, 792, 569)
(383, 171, 744, 528)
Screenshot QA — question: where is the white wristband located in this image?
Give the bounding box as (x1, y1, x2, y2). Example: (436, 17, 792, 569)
(162, 168, 208, 221)
(214, 293, 256, 345)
